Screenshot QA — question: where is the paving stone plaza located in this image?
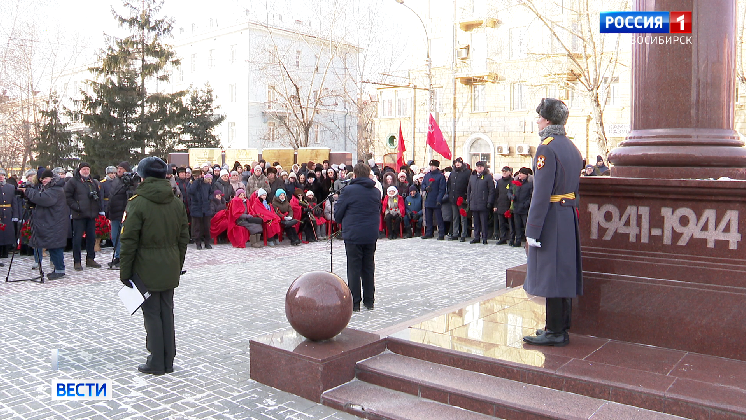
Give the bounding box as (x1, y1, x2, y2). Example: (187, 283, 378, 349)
(0, 236, 526, 419)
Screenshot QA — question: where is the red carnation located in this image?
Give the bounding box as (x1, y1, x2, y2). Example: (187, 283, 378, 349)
(459, 208, 467, 217)
(504, 210, 513, 219)
(512, 180, 523, 187)
(428, 178, 434, 182)
(0, 223, 5, 231)
(456, 196, 464, 206)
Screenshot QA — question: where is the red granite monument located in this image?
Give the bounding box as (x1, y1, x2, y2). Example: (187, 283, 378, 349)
(577, 0, 746, 361)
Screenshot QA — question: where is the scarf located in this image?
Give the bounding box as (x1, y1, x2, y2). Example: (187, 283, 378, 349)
(539, 125, 566, 140)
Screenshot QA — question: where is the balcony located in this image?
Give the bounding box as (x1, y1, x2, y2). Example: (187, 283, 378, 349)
(455, 61, 502, 85)
(459, 17, 499, 32)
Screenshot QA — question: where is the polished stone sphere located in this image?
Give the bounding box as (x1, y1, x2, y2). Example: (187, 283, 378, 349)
(285, 271, 353, 341)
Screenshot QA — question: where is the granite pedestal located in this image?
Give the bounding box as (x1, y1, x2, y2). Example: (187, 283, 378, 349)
(249, 328, 385, 402)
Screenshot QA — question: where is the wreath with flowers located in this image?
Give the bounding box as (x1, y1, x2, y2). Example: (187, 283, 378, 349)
(456, 196, 469, 217)
(20, 220, 31, 240)
(95, 215, 111, 240)
(505, 179, 524, 219)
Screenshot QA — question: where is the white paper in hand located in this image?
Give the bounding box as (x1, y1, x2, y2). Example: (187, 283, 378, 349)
(118, 280, 145, 315)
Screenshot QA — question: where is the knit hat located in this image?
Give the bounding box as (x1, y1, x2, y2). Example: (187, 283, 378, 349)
(518, 167, 531, 175)
(220, 169, 229, 177)
(204, 173, 213, 179)
(136, 157, 168, 179)
(214, 190, 223, 196)
(305, 190, 314, 197)
(454, 157, 464, 164)
(117, 161, 131, 172)
(536, 98, 569, 125)
(387, 186, 398, 196)
(40, 169, 54, 179)
(36, 167, 46, 180)
(408, 185, 418, 193)
(230, 170, 238, 176)
(398, 172, 407, 179)
(288, 172, 297, 179)
(280, 171, 288, 177)
(256, 188, 267, 197)
(501, 166, 512, 172)
(24, 169, 35, 178)
(254, 165, 262, 172)
(78, 162, 91, 170)
(202, 162, 210, 168)
(65, 172, 73, 178)
(236, 188, 245, 196)
(275, 188, 286, 197)
(586, 164, 595, 169)
(597, 155, 604, 163)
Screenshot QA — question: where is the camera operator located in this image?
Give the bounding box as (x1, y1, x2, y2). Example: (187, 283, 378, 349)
(106, 161, 139, 268)
(64, 162, 105, 271)
(18, 169, 69, 280)
(0, 168, 19, 260)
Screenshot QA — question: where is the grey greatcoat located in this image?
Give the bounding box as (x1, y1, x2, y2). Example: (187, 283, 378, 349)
(0, 182, 19, 246)
(25, 177, 70, 249)
(524, 134, 584, 298)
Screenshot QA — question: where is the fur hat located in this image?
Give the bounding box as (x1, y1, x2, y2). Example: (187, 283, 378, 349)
(266, 167, 277, 175)
(429, 159, 440, 167)
(294, 188, 304, 196)
(475, 161, 486, 167)
(40, 169, 54, 180)
(256, 188, 268, 197)
(518, 167, 531, 175)
(106, 166, 117, 174)
(536, 98, 569, 125)
(117, 161, 131, 172)
(501, 166, 512, 172)
(137, 157, 168, 179)
(25, 169, 36, 178)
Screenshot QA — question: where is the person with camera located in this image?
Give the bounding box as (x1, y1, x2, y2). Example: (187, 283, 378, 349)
(18, 169, 69, 280)
(64, 162, 105, 271)
(119, 157, 189, 375)
(106, 162, 138, 268)
(334, 163, 381, 311)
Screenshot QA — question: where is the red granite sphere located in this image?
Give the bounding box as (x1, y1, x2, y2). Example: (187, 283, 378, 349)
(285, 271, 353, 341)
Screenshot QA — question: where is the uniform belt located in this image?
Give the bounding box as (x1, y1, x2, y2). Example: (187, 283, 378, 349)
(0, 204, 10, 208)
(103, 198, 109, 201)
(549, 193, 575, 202)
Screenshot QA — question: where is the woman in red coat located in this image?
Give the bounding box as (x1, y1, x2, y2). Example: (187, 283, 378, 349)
(248, 188, 281, 246)
(381, 186, 405, 239)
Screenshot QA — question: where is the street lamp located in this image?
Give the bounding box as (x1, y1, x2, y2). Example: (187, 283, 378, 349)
(395, 0, 435, 163)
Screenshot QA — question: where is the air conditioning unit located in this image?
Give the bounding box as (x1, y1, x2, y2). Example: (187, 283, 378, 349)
(496, 144, 510, 155)
(457, 46, 470, 60)
(516, 144, 531, 155)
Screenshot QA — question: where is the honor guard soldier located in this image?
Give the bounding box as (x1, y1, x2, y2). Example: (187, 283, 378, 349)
(523, 98, 584, 347)
(0, 168, 19, 259)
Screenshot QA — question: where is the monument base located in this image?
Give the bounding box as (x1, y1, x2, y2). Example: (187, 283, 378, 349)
(249, 328, 385, 402)
(575, 177, 746, 361)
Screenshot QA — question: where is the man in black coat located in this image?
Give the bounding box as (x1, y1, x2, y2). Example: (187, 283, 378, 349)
(420, 160, 447, 240)
(187, 171, 213, 250)
(334, 163, 381, 312)
(493, 166, 514, 245)
(508, 167, 534, 247)
(447, 157, 470, 241)
(466, 161, 495, 244)
(64, 162, 104, 270)
(107, 161, 137, 268)
(21, 169, 69, 279)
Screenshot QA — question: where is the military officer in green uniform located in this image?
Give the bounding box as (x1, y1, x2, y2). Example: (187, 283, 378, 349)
(120, 157, 190, 374)
(523, 98, 584, 347)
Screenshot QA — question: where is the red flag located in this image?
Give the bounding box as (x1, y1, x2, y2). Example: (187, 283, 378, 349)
(426, 113, 451, 160)
(397, 122, 406, 169)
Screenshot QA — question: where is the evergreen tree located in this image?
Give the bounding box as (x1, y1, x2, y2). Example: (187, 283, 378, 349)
(80, 0, 183, 169)
(180, 84, 225, 149)
(31, 97, 79, 170)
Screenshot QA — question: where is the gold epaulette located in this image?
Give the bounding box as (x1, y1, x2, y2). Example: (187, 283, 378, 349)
(128, 194, 139, 201)
(542, 137, 554, 145)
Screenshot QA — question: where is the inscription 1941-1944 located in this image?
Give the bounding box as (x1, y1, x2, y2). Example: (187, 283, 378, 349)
(587, 204, 741, 250)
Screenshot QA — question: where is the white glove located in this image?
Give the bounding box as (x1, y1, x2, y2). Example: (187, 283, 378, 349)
(526, 237, 541, 248)
(284, 216, 292, 221)
(11, 218, 18, 222)
(99, 212, 106, 216)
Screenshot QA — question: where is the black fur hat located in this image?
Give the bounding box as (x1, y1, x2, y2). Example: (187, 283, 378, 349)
(536, 98, 569, 125)
(137, 157, 168, 179)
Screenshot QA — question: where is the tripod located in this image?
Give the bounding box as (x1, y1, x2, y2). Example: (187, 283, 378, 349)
(6, 206, 44, 284)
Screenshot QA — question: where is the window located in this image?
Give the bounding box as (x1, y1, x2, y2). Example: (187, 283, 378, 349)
(472, 84, 486, 112)
(295, 50, 301, 68)
(229, 84, 237, 102)
(230, 45, 236, 64)
(191, 54, 197, 73)
(603, 77, 620, 106)
(381, 94, 394, 118)
(228, 122, 235, 143)
(511, 83, 526, 110)
(396, 91, 410, 117)
(209, 50, 215, 68)
(509, 28, 527, 60)
(268, 121, 276, 142)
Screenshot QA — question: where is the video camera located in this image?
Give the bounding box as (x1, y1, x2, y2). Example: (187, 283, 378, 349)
(121, 172, 140, 187)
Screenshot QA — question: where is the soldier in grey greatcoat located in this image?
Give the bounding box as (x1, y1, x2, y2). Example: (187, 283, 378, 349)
(0, 168, 19, 259)
(523, 98, 584, 347)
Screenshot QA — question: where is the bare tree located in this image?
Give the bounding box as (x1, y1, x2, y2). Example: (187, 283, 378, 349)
(517, 0, 628, 156)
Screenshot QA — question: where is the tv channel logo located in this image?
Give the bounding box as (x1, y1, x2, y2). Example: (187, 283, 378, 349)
(601, 11, 691, 34)
(51, 379, 112, 400)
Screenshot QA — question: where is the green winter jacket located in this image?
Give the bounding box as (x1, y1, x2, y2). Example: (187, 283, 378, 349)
(119, 177, 189, 292)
